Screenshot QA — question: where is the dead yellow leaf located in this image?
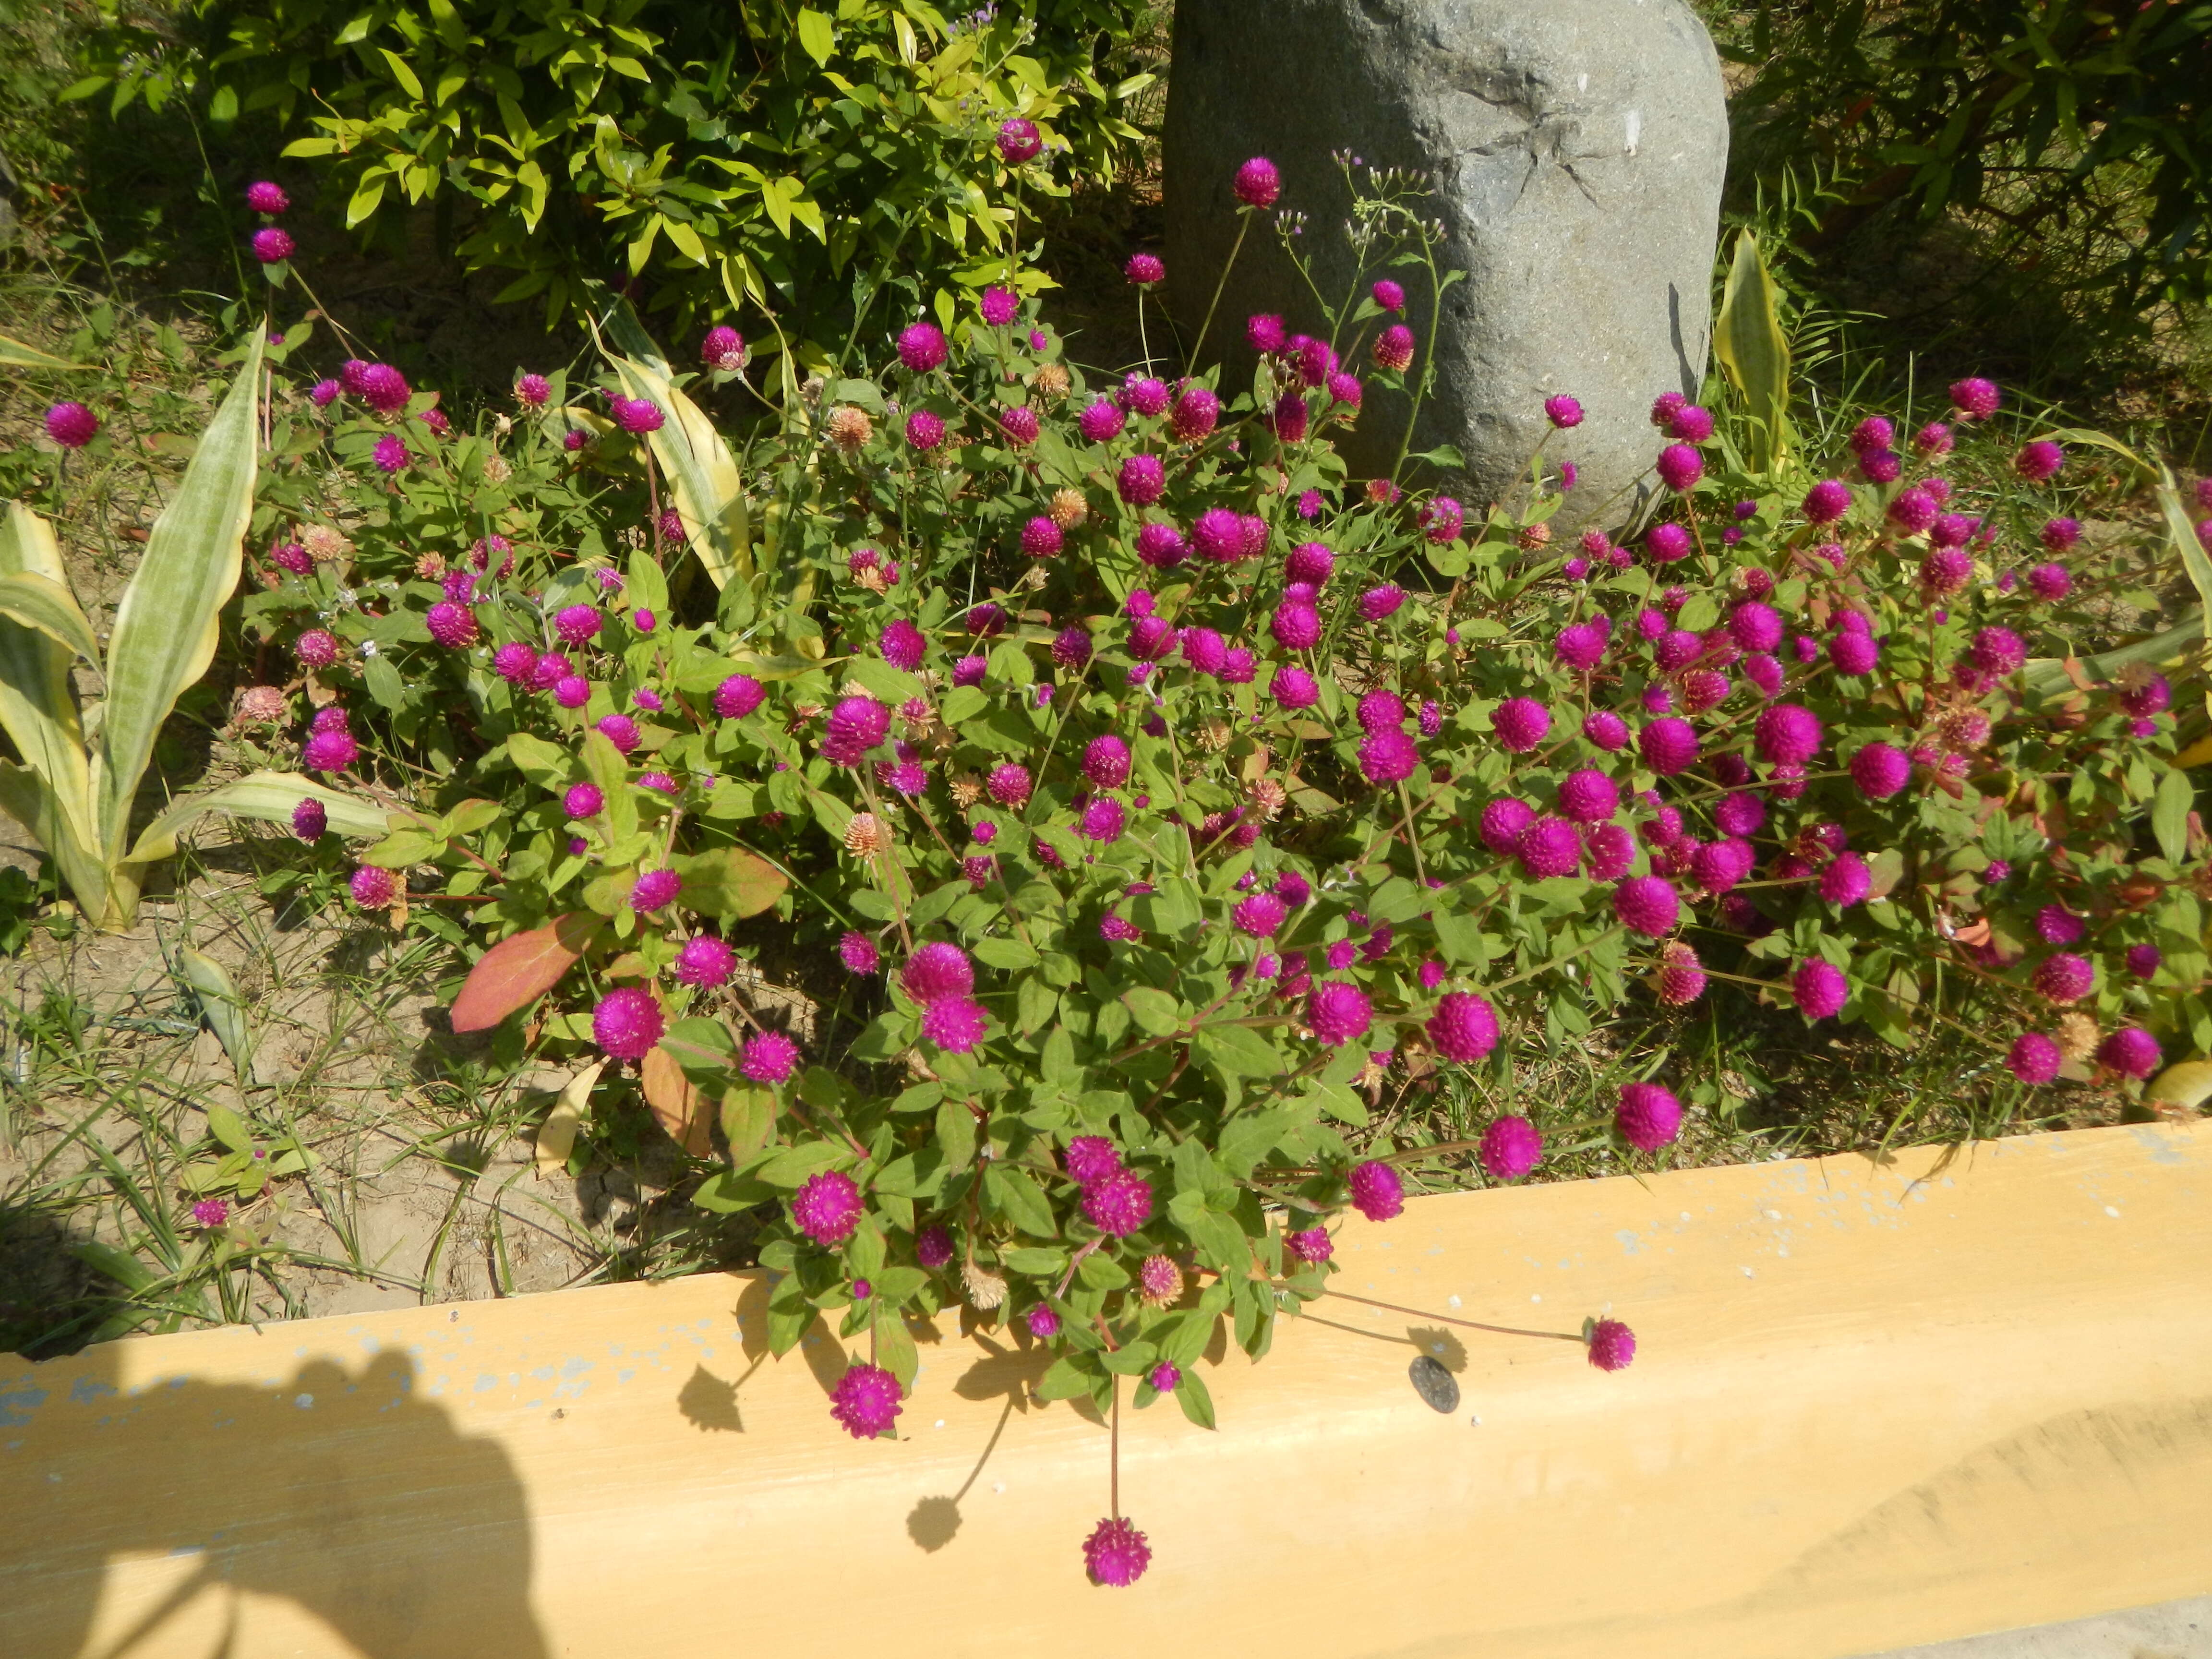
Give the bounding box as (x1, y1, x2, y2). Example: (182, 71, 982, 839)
(536, 1060, 605, 1178)
(642, 1047, 713, 1156)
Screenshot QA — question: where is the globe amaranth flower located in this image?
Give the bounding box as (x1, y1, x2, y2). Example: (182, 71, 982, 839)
(1949, 377, 2001, 420)
(1080, 797, 1127, 843)
(1655, 443, 1703, 492)
(1233, 154, 1282, 207)
(1137, 1254, 1183, 1309)
(1476, 797, 1535, 858)
(2098, 1026, 2160, 1080)
(2032, 952, 2095, 1004)
(741, 1030, 801, 1084)
(1614, 876, 1681, 937)
(1753, 703, 1822, 767)
(1668, 404, 1715, 442)
(1653, 939, 1706, 1005)
(1792, 958, 1849, 1019)
(1466, 1113, 1541, 1182)
(920, 996, 987, 1054)
(675, 935, 737, 988)
(1802, 479, 1853, 526)
(251, 226, 295, 264)
(1075, 397, 1128, 445)
(1268, 599, 1323, 652)
(1117, 453, 1166, 507)
(978, 285, 1019, 327)
(593, 714, 639, 755)
(979, 759, 1031, 808)
(1849, 741, 1911, 799)
(1123, 250, 1166, 287)
(2119, 673, 2172, 718)
(2127, 944, 2163, 980)
(1849, 416, 1895, 455)
(1166, 384, 1221, 442)
(1083, 1516, 1152, 1588)
(1517, 816, 1581, 878)
(245, 179, 290, 215)
(822, 695, 891, 766)
(896, 322, 948, 373)
(1358, 727, 1419, 785)
(1274, 870, 1312, 906)
(1587, 1318, 1637, 1371)
(1247, 312, 1288, 353)
(1490, 697, 1550, 754)
(1830, 631, 1879, 676)
(1646, 523, 1693, 564)
(1025, 1304, 1062, 1339)
(1233, 891, 1288, 938)
(1373, 325, 1416, 372)
(592, 986, 663, 1060)
(1820, 851, 1872, 907)
(349, 865, 395, 908)
(628, 868, 680, 914)
(1063, 1135, 1123, 1187)
(999, 405, 1041, 446)
(192, 1197, 231, 1228)
(915, 1226, 955, 1270)
(301, 728, 359, 772)
(2006, 1031, 2063, 1084)
(901, 941, 974, 1006)
(1268, 389, 1310, 442)
(1270, 664, 1320, 710)
(372, 433, 407, 474)
(1082, 1168, 1154, 1236)
(830, 1361, 902, 1440)
(1307, 981, 1373, 1048)
(1634, 717, 1695, 777)
(289, 797, 327, 843)
(1081, 734, 1133, 790)
(996, 117, 1042, 163)
(1348, 1159, 1404, 1222)
(792, 1169, 863, 1245)
(1615, 1082, 1683, 1151)
(553, 603, 603, 647)
(1286, 1225, 1334, 1264)
(2023, 561, 2073, 603)
(709, 673, 765, 721)
(1428, 991, 1500, 1063)
(45, 400, 102, 449)
(1420, 496, 1466, 543)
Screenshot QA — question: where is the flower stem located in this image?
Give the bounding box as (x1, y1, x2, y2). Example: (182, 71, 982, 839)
(1185, 213, 1253, 376)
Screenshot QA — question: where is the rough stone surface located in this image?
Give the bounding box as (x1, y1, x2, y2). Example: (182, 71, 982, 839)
(1164, 0, 1729, 524)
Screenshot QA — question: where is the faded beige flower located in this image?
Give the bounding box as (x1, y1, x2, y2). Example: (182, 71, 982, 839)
(480, 452, 513, 485)
(1199, 718, 1234, 753)
(827, 405, 873, 450)
(1019, 563, 1049, 592)
(844, 812, 890, 858)
(236, 685, 287, 724)
(1248, 778, 1288, 822)
(800, 373, 826, 407)
(299, 524, 350, 564)
(1031, 362, 1070, 400)
(1516, 521, 1551, 551)
(412, 550, 447, 580)
(949, 773, 984, 809)
(1049, 487, 1088, 530)
(854, 565, 890, 595)
(2055, 1010, 2101, 1062)
(961, 1260, 1008, 1311)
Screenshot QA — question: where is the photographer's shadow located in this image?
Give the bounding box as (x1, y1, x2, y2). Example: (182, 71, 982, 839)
(1, 1347, 548, 1659)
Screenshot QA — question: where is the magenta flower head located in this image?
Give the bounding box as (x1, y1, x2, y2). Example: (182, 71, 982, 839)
(1478, 1115, 1542, 1182)
(979, 285, 1019, 327)
(553, 604, 602, 647)
(289, 797, 327, 843)
(45, 402, 99, 449)
(1170, 384, 1221, 441)
(1270, 663, 1320, 710)
(997, 117, 1042, 163)
(903, 409, 946, 451)
(675, 936, 737, 988)
(1949, 377, 2001, 420)
(294, 627, 341, 670)
(1544, 393, 1585, 429)
(1492, 697, 1551, 753)
(741, 1030, 801, 1085)
(1555, 622, 1606, 671)
(1517, 815, 1581, 878)
(1558, 769, 1619, 824)
(1753, 703, 1822, 766)
(1079, 398, 1126, 443)
(1358, 727, 1419, 786)
(1233, 891, 1288, 937)
(1645, 523, 1693, 564)
(1655, 443, 1703, 493)
(1285, 1225, 1334, 1265)
(1064, 1135, 1121, 1187)
(1083, 734, 1132, 789)
(1421, 496, 1466, 544)
(1669, 404, 1716, 442)
(823, 695, 891, 765)
(1083, 1516, 1152, 1588)
(630, 868, 681, 913)
(1021, 516, 1065, 559)
(793, 1169, 863, 1245)
(246, 180, 290, 214)
(1971, 625, 2027, 677)
(714, 673, 765, 720)
(593, 713, 639, 755)
(1082, 1168, 1154, 1236)
(1588, 1318, 1637, 1372)
(896, 321, 948, 373)
(1792, 958, 1849, 1019)
(1616, 1082, 1683, 1151)
(999, 405, 1041, 446)
(1080, 797, 1127, 843)
(1803, 479, 1852, 526)
(1247, 312, 1288, 353)
(2032, 952, 2094, 1004)
(1820, 850, 1872, 907)
(1118, 453, 1166, 506)
(1271, 601, 1322, 651)
(1583, 710, 1630, 752)
(1428, 991, 1500, 1063)
(2014, 440, 2065, 483)
(1614, 876, 1681, 937)
(1373, 325, 1415, 372)
(2127, 943, 2163, 980)
(985, 760, 1032, 807)
(612, 396, 664, 434)
(515, 372, 550, 407)
(915, 1226, 955, 1270)
(1830, 632, 1878, 676)
(1234, 155, 1282, 207)
(1849, 741, 1912, 799)
(371, 433, 407, 474)
(1025, 1304, 1062, 1339)
(1348, 1159, 1404, 1222)
(879, 619, 926, 672)
(1639, 717, 1700, 776)
(1479, 797, 1535, 856)
(563, 781, 605, 820)
(2099, 1026, 2161, 1080)
(1125, 251, 1165, 286)
(251, 226, 295, 264)
(301, 727, 359, 772)
(902, 941, 974, 1006)
(423, 601, 476, 649)
(192, 1197, 231, 1228)
(2008, 1031, 2063, 1084)
(838, 932, 881, 976)
(700, 325, 745, 371)
(1359, 584, 1406, 622)
(592, 986, 663, 1060)
(1887, 486, 1940, 535)
(1307, 982, 1373, 1048)
(349, 865, 396, 908)
(830, 1361, 902, 1440)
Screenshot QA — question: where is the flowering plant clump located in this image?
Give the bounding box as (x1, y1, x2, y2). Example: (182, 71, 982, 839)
(230, 157, 2211, 1585)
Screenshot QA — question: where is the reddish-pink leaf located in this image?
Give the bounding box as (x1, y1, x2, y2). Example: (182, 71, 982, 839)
(450, 913, 604, 1033)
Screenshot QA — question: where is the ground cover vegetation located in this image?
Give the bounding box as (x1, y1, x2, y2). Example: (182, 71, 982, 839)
(2, 0, 2211, 1581)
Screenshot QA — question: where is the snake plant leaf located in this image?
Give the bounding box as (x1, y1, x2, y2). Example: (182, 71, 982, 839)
(1712, 228, 1791, 477)
(0, 331, 91, 371)
(0, 758, 109, 924)
(177, 947, 253, 1076)
(0, 571, 102, 665)
(124, 771, 393, 868)
(2023, 611, 2204, 702)
(599, 302, 750, 590)
(94, 327, 264, 875)
(0, 504, 98, 881)
(2155, 464, 2212, 647)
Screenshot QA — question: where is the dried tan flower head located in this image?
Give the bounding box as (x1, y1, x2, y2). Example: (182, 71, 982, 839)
(1137, 1254, 1184, 1309)
(854, 564, 890, 595)
(2117, 661, 2160, 694)
(236, 685, 287, 724)
(299, 524, 350, 563)
(2055, 1010, 2100, 1062)
(1050, 487, 1088, 530)
(844, 812, 890, 858)
(800, 374, 826, 408)
(827, 406, 873, 450)
(1516, 521, 1552, 551)
(961, 1260, 1008, 1311)
(493, 413, 514, 437)
(412, 550, 447, 580)
(1199, 718, 1234, 753)
(1019, 564, 1050, 592)
(949, 773, 984, 809)
(1031, 362, 1070, 400)
(480, 453, 513, 485)
(1248, 778, 1288, 822)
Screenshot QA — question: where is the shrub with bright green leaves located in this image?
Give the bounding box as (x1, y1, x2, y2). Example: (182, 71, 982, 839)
(224, 158, 2212, 1586)
(72, 0, 1155, 354)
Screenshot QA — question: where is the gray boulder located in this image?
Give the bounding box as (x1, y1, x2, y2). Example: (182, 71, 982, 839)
(1163, 0, 1729, 525)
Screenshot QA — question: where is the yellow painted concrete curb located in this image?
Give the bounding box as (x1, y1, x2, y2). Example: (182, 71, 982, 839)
(5, 1121, 2210, 1659)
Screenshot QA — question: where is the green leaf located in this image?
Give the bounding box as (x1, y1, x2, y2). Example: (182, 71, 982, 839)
(2153, 766, 2193, 864)
(1121, 986, 1182, 1035)
(983, 1163, 1057, 1237)
(1193, 1022, 1282, 1078)
(940, 685, 988, 725)
(0, 506, 96, 888)
(845, 657, 924, 704)
(0, 331, 91, 372)
(1176, 1368, 1217, 1429)
(672, 846, 789, 918)
(935, 1095, 976, 1172)
(1035, 1355, 1095, 1400)
(796, 8, 836, 65)
(178, 948, 252, 1075)
(874, 1301, 919, 1389)
(96, 330, 265, 922)
(972, 936, 1039, 970)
